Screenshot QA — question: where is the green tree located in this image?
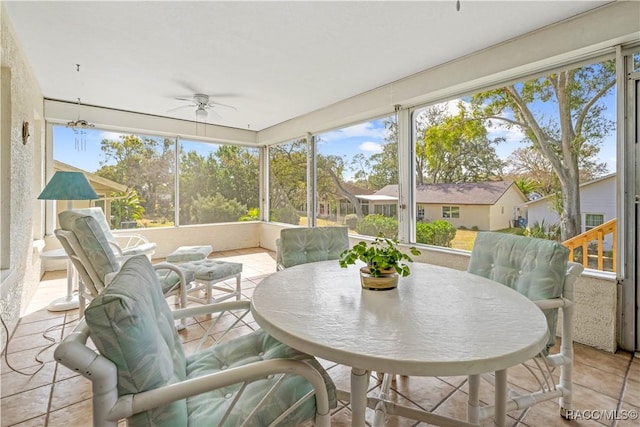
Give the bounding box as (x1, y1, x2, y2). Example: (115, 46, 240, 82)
(96, 134, 175, 219)
(178, 143, 259, 224)
(189, 193, 247, 224)
(421, 102, 505, 184)
(269, 140, 307, 221)
(472, 60, 615, 240)
(110, 189, 145, 228)
(368, 116, 398, 189)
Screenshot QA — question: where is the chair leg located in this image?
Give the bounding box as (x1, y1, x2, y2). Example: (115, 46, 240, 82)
(178, 282, 188, 329)
(235, 273, 241, 300)
(559, 301, 575, 418)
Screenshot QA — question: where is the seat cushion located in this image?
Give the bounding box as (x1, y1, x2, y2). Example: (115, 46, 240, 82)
(279, 227, 349, 269)
(166, 245, 213, 263)
(179, 259, 242, 281)
(84, 255, 187, 427)
(186, 329, 337, 426)
(467, 232, 569, 350)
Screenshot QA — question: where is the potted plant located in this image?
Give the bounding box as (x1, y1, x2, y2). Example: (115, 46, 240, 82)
(339, 236, 421, 290)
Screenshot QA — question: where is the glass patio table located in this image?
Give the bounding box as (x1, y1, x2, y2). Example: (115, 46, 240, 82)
(251, 260, 549, 426)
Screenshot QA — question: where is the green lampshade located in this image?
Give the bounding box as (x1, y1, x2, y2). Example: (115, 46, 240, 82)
(38, 171, 98, 201)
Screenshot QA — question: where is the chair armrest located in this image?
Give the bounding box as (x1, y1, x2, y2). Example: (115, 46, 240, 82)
(112, 233, 151, 249)
(533, 298, 571, 310)
(106, 358, 331, 423)
(153, 262, 189, 294)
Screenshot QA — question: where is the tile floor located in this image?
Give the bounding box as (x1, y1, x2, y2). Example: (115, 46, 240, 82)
(1, 248, 638, 427)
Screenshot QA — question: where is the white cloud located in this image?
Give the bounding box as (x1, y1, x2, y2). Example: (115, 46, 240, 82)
(486, 121, 526, 145)
(99, 130, 124, 141)
(320, 121, 385, 142)
(359, 141, 383, 153)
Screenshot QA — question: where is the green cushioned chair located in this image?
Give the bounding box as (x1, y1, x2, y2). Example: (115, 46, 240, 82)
(67, 207, 156, 261)
(55, 210, 191, 321)
(467, 232, 584, 420)
(54, 255, 336, 427)
(276, 226, 349, 270)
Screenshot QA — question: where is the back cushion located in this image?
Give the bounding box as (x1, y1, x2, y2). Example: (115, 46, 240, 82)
(58, 210, 119, 288)
(468, 232, 569, 350)
(280, 227, 349, 268)
(84, 255, 187, 427)
(68, 207, 116, 243)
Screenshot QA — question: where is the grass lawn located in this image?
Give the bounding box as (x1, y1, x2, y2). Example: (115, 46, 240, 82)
(450, 229, 478, 251)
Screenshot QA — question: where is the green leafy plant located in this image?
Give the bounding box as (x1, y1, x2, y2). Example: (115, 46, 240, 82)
(339, 236, 421, 277)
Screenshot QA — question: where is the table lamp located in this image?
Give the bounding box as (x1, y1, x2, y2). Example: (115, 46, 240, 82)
(38, 171, 98, 311)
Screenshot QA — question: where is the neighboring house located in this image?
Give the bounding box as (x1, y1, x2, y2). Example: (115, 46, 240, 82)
(53, 160, 128, 223)
(318, 182, 374, 221)
(522, 173, 616, 247)
(364, 181, 527, 231)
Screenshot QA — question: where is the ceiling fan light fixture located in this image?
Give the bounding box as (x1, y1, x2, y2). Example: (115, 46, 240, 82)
(195, 106, 208, 122)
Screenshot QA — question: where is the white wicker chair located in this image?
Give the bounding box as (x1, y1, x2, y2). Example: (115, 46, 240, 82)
(466, 232, 584, 422)
(54, 255, 335, 427)
(66, 207, 156, 261)
(55, 210, 189, 320)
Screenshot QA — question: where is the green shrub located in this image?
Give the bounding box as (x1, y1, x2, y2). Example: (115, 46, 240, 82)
(270, 205, 300, 225)
(239, 208, 260, 221)
(356, 214, 398, 239)
(524, 219, 560, 241)
(189, 193, 247, 223)
(416, 220, 457, 247)
(344, 214, 358, 230)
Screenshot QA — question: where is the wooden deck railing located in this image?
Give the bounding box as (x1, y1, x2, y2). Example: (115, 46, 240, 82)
(562, 219, 616, 272)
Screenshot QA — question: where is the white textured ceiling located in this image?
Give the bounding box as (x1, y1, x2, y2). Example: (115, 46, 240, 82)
(4, 1, 610, 131)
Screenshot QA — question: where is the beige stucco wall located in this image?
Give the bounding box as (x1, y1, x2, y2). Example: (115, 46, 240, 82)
(0, 4, 45, 348)
(489, 187, 527, 230)
(421, 204, 491, 230)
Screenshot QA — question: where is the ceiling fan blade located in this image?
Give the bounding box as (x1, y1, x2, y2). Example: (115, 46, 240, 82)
(206, 108, 222, 120)
(206, 93, 239, 98)
(175, 80, 201, 95)
(207, 101, 237, 111)
(167, 104, 194, 112)
(174, 96, 196, 102)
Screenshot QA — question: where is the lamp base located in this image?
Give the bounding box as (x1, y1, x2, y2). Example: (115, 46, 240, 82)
(47, 295, 79, 312)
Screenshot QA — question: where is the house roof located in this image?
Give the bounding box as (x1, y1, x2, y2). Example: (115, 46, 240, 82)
(342, 182, 375, 196)
(53, 160, 127, 193)
(374, 181, 520, 205)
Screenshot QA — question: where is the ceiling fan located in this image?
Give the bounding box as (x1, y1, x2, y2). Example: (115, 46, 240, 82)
(170, 94, 236, 122)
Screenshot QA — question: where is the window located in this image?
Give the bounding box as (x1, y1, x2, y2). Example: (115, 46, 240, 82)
(417, 207, 425, 221)
(412, 57, 616, 250)
(442, 206, 460, 219)
(53, 127, 260, 228)
(178, 140, 259, 225)
(315, 115, 398, 237)
(53, 126, 176, 229)
(374, 204, 397, 218)
(269, 139, 307, 225)
(585, 214, 605, 231)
